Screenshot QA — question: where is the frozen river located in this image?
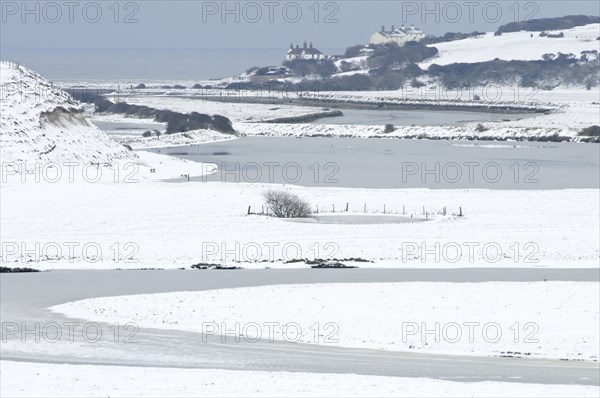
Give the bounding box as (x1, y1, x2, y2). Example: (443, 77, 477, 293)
(150, 137, 600, 189)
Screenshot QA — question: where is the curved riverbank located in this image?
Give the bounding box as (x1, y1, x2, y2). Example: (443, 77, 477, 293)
(188, 93, 552, 114)
(237, 122, 598, 143)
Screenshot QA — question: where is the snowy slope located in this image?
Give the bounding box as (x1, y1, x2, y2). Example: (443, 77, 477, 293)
(0, 61, 136, 164)
(420, 24, 600, 69)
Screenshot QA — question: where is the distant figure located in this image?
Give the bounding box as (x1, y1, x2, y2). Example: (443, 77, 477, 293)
(530, 34, 533, 38)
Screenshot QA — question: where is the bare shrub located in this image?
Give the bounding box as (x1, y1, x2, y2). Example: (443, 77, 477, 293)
(263, 190, 312, 218)
(383, 124, 396, 134)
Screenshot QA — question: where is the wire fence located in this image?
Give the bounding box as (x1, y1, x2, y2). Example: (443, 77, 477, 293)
(248, 203, 464, 219)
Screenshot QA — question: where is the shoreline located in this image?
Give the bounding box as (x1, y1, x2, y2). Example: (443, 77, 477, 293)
(169, 93, 553, 114)
(236, 122, 599, 143)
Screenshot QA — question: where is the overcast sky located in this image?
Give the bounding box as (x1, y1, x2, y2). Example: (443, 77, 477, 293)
(2, 1, 599, 51)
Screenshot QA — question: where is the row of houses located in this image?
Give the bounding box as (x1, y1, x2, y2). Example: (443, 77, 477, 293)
(370, 24, 426, 45)
(285, 24, 426, 61)
(286, 42, 325, 61)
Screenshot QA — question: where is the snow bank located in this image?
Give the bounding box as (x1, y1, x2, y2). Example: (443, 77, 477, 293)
(3, 360, 596, 397)
(52, 282, 599, 361)
(0, 61, 135, 164)
(124, 129, 237, 149)
(123, 94, 326, 123)
(0, 61, 218, 182)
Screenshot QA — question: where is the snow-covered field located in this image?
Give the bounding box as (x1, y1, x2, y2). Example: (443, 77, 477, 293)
(419, 24, 600, 69)
(120, 82, 598, 141)
(1, 181, 598, 269)
(234, 86, 597, 140)
(51, 282, 600, 361)
(124, 129, 237, 149)
(236, 120, 576, 141)
(2, 61, 598, 271)
(3, 361, 596, 398)
(3, 18, 599, 398)
(124, 94, 330, 123)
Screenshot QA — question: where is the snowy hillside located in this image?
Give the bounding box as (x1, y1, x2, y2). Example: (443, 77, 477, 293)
(420, 23, 600, 69)
(0, 61, 136, 164)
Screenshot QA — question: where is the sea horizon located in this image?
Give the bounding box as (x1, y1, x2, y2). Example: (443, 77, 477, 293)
(0, 47, 346, 81)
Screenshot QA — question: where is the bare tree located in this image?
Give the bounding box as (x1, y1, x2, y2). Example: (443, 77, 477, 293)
(263, 190, 312, 218)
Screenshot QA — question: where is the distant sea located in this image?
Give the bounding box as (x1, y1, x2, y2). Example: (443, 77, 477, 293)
(0, 48, 345, 82)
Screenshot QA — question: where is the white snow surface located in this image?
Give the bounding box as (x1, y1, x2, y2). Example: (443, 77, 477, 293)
(0, 61, 135, 164)
(1, 183, 598, 269)
(3, 361, 597, 398)
(124, 129, 237, 149)
(52, 282, 600, 361)
(420, 24, 600, 69)
(124, 94, 328, 123)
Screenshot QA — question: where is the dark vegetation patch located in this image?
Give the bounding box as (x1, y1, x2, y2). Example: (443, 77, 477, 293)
(0, 267, 41, 273)
(578, 125, 600, 136)
(496, 15, 600, 34)
(68, 90, 236, 135)
(191, 263, 242, 270)
(310, 262, 358, 269)
(93, 98, 236, 135)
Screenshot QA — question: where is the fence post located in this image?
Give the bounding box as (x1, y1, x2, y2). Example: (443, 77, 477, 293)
(459, 207, 463, 217)
(248, 206, 251, 215)
(383, 204, 386, 214)
(346, 203, 349, 212)
(333, 204, 335, 213)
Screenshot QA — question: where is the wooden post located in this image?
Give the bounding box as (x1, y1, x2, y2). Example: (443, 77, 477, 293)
(459, 207, 463, 217)
(247, 206, 251, 215)
(346, 203, 349, 212)
(364, 204, 367, 213)
(316, 204, 319, 214)
(426, 212, 428, 220)
(262, 205, 264, 214)
(333, 204, 335, 213)
(422, 205, 425, 215)
(384, 204, 386, 214)
(403, 205, 405, 215)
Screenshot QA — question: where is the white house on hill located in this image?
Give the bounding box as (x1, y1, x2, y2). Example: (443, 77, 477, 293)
(287, 42, 325, 61)
(370, 25, 425, 46)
